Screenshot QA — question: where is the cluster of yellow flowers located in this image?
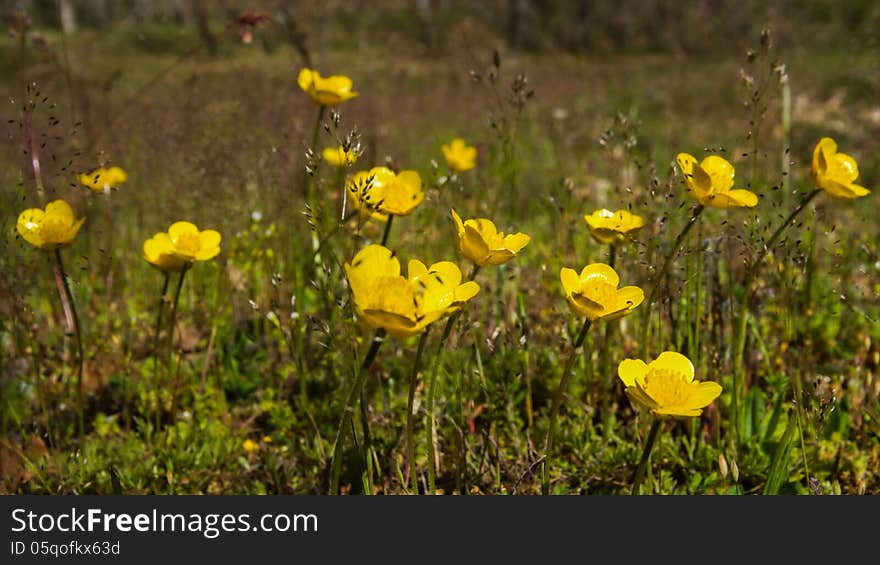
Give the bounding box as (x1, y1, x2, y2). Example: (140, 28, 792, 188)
(344, 245, 480, 338)
(14, 61, 872, 453)
(299, 64, 873, 422)
(17, 167, 222, 275)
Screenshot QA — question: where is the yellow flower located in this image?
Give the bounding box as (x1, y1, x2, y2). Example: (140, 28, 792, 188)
(441, 138, 477, 172)
(675, 153, 758, 208)
(344, 244, 479, 338)
(297, 67, 359, 107)
(346, 166, 424, 221)
(16, 199, 86, 250)
(322, 146, 358, 167)
(560, 263, 644, 321)
(618, 351, 722, 417)
(243, 439, 260, 453)
(450, 209, 530, 267)
(583, 208, 645, 245)
(810, 137, 870, 199)
(78, 166, 128, 192)
(143, 221, 221, 271)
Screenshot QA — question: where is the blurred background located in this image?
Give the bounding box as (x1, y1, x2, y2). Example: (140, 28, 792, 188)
(4, 0, 879, 58)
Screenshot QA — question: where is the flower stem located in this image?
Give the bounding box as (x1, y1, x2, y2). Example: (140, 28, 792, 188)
(153, 273, 170, 430)
(730, 188, 820, 447)
(380, 214, 394, 247)
(330, 329, 385, 494)
(165, 268, 188, 422)
(53, 249, 84, 444)
(600, 244, 616, 430)
(103, 190, 115, 338)
(631, 418, 662, 495)
(425, 264, 480, 494)
(306, 104, 326, 206)
(640, 205, 704, 358)
(406, 330, 430, 494)
(541, 318, 591, 495)
(306, 105, 327, 267)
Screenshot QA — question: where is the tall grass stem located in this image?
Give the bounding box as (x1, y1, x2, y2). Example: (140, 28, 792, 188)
(330, 329, 385, 494)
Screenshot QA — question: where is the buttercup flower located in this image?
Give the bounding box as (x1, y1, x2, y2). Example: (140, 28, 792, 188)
(810, 137, 870, 199)
(346, 166, 424, 221)
(584, 208, 645, 244)
(323, 146, 358, 168)
(243, 439, 260, 453)
(618, 351, 722, 417)
(143, 221, 221, 271)
(297, 68, 359, 107)
(560, 263, 643, 321)
(16, 199, 86, 250)
(442, 138, 477, 172)
(78, 166, 128, 192)
(676, 153, 758, 208)
(450, 209, 530, 267)
(344, 244, 479, 338)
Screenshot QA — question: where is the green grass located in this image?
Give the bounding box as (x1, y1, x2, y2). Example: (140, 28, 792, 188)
(1, 16, 878, 495)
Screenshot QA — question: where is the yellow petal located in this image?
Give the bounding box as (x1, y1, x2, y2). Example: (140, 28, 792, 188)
(461, 224, 491, 265)
(423, 261, 463, 288)
(454, 281, 480, 304)
(45, 199, 75, 226)
(195, 246, 220, 260)
(618, 359, 648, 388)
(16, 208, 46, 248)
(821, 180, 870, 199)
(625, 386, 658, 412)
(812, 137, 837, 177)
(700, 155, 735, 192)
(396, 170, 423, 193)
(502, 232, 530, 253)
(676, 152, 711, 198)
(579, 263, 620, 288)
(450, 208, 465, 236)
(362, 309, 420, 337)
(484, 249, 516, 265)
(584, 208, 614, 228)
(653, 405, 702, 417)
(65, 216, 86, 243)
(467, 217, 499, 239)
(199, 229, 222, 250)
(687, 381, 723, 408)
(107, 166, 128, 185)
(705, 189, 759, 208)
(560, 267, 582, 296)
(168, 221, 199, 240)
(650, 351, 695, 383)
(345, 244, 400, 296)
(297, 68, 316, 91)
(830, 152, 859, 184)
(407, 259, 429, 283)
(615, 285, 645, 311)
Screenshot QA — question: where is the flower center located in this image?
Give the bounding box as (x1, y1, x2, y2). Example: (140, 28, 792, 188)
(173, 232, 201, 256)
(643, 368, 689, 407)
(582, 280, 617, 308)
